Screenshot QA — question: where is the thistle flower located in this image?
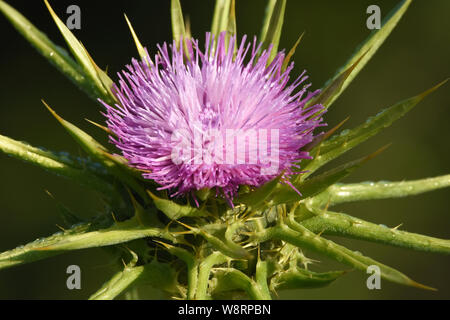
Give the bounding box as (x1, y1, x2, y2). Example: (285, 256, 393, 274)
(102, 32, 325, 200)
(1, 0, 449, 301)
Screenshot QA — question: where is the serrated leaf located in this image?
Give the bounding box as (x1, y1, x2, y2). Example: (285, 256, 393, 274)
(273, 146, 388, 205)
(311, 174, 450, 208)
(79, 42, 117, 104)
(124, 14, 152, 68)
(212, 268, 269, 299)
(322, 0, 413, 107)
(307, 50, 368, 111)
(282, 32, 304, 72)
(89, 259, 178, 300)
(303, 116, 349, 152)
(272, 268, 346, 290)
(301, 210, 450, 255)
(43, 0, 114, 102)
(0, 133, 114, 197)
(300, 80, 448, 181)
(274, 222, 435, 290)
(46, 191, 85, 227)
(147, 190, 209, 220)
(235, 175, 282, 209)
(0, 1, 93, 93)
(0, 216, 174, 270)
(43, 101, 149, 202)
(260, 0, 286, 64)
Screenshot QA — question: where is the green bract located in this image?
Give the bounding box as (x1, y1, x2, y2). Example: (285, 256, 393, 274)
(0, 0, 448, 300)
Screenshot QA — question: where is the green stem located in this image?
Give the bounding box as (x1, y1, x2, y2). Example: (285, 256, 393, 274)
(311, 175, 450, 207)
(161, 245, 199, 300)
(90, 265, 144, 300)
(301, 210, 450, 254)
(196, 252, 229, 300)
(255, 260, 272, 300)
(199, 230, 251, 260)
(187, 263, 199, 300)
(213, 268, 271, 300)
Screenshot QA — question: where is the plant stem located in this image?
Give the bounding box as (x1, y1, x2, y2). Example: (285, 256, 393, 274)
(311, 175, 450, 207)
(196, 252, 228, 299)
(301, 211, 450, 254)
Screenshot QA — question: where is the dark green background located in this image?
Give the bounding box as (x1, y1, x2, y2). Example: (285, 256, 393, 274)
(0, 0, 448, 299)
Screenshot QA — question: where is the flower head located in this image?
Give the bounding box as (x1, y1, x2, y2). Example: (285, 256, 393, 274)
(102, 32, 325, 200)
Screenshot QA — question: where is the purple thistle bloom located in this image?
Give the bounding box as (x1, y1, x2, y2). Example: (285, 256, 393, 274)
(101, 32, 325, 201)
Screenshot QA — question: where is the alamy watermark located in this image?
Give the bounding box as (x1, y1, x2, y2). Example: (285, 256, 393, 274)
(66, 5, 81, 30)
(66, 264, 81, 290)
(366, 265, 381, 290)
(366, 5, 381, 30)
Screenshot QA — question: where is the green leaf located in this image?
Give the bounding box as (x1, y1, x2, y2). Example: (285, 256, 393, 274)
(147, 190, 209, 220)
(0, 216, 175, 271)
(272, 146, 388, 205)
(227, 0, 237, 45)
(272, 268, 346, 290)
(46, 191, 85, 227)
(260, 0, 286, 64)
(124, 14, 152, 68)
(282, 32, 304, 72)
(211, 0, 232, 37)
(0, 1, 89, 94)
(89, 259, 178, 300)
(268, 221, 435, 290)
(0, 133, 114, 197)
(212, 268, 271, 300)
(307, 50, 368, 111)
(300, 80, 448, 181)
(235, 175, 282, 209)
(259, 0, 277, 41)
(311, 174, 450, 208)
(255, 259, 272, 299)
(322, 0, 413, 107)
(171, 0, 190, 58)
(43, 0, 114, 103)
(43, 101, 149, 202)
(301, 210, 450, 255)
(154, 241, 198, 299)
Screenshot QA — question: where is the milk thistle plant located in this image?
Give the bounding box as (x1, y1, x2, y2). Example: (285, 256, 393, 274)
(0, 0, 449, 300)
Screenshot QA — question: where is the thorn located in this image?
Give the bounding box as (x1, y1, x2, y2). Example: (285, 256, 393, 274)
(153, 239, 173, 250)
(316, 229, 326, 237)
(174, 219, 195, 231)
(85, 118, 114, 135)
(165, 219, 175, 233)
(392, 223, 403, 231)
(44, 190, 54, 199)
(172, 231, 194, 235)
(304, 116, 350, 151)
(323, 198, 331, 213)
(55, 224, 66, 232)
(111, 212, 118, 223)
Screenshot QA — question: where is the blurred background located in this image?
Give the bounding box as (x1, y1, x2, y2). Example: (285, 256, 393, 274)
(0, 0, 448, 299)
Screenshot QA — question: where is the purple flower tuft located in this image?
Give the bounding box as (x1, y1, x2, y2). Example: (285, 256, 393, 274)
(101, 32, 325, 201)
